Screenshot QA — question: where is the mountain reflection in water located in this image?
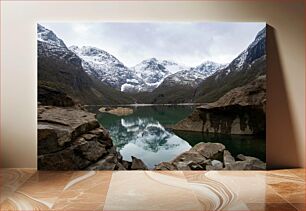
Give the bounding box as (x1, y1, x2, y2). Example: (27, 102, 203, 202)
(105, 116, 192, 169)
(94, 105, 194, 169)
(90, 105, 266, 169)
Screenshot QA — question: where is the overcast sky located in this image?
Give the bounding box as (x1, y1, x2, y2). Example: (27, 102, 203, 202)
(40, 22, 265, 67)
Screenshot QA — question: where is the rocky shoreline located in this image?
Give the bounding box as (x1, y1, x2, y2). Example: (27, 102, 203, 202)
(154, 142, 266, 170)
(172, 76, 266, 135)
(38, 105, 265, 170)
(38, 105, 147, 170)
(37, 82, 265, 171)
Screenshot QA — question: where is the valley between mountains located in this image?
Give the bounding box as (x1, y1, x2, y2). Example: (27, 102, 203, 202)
(38, 24, 265, 105)
(37, 23, 266, 170)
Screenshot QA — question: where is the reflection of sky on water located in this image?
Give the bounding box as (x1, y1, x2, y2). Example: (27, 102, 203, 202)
(89, 105, 265, 168)
(108, 117, 191, 168)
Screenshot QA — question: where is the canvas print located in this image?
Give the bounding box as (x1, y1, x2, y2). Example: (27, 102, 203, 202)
(37, 22, 266, 170)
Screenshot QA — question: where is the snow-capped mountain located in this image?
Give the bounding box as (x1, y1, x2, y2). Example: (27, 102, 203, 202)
(194, 61, 226, 77)
(37, 24, 134, 105)
(69, 46, 146, 92)
(38, 24, 66, 48)
(160, 61, 225, 87)
(38, 23, 265, 97)
(195, 27, 266, 102)
(226, 27, 266, 73)
(131, 58, 189, 91)
(37, 24, 82, 67)
(70, 47, 191, 92)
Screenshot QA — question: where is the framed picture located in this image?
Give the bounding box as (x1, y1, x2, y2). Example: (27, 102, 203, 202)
(37, 22, 266, 170)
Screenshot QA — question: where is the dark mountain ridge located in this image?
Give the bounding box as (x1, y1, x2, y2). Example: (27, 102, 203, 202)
(133, 26, 266, 104)
(38, 24, 266, 106)
(194, 27, 266, 103)
(37, 24, 134, 105)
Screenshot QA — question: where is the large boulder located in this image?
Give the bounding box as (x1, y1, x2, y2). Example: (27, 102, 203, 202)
(191, 142, 225, 160)
(224, 154, 266, 170)
(74, 137, 108, 162)
(172, 76, 266, 135)
(131, 156, 148, 170)
(87, 154, 118, 170)
(224, 161, 254, 170)
(237, 154, 266, 170)
(37, 105, 137, 170)
(37, 106, 100, 158)
(171, 151, 209, 170)
(38, 144, 92, 170)
(153, 142, 266, 171)
(206, 160, 223, 170)
(37, 123, 71, 155)
(209, 75, 266, 108)
(172, 151, 207, 164)
(153, 142, 226, 171)
(122, 160, 131, 170)
(155, 162, 178, 170)
(174, 162, 192, 170)
(171, 109, 203, 132)
(38, 106, 99, 146)
(153, 145, 216, 170)
(38, 84, 75, 107)
(223, 150, 235, 166)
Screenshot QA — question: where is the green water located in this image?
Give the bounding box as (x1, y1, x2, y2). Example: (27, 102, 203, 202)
(174, 131, 266, 162)
(87, 105, 266, 169)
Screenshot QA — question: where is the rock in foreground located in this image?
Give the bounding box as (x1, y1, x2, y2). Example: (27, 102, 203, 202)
(130, 156, 148, 170)
(154, 142, 266, 170)
(37, 105, 145, 170)
(38, 84, 75, 107)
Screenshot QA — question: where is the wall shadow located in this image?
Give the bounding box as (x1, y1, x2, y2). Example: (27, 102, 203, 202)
(266, 25, 300, 169)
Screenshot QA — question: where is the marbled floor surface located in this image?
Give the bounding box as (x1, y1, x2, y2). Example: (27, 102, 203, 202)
(0, 169, 304, 211)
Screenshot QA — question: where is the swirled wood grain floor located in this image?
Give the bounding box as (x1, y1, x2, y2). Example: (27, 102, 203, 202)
(0, 169, 304, 210)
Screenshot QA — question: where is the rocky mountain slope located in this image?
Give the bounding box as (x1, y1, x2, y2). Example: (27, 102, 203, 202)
(131, 58, 189, 91)
(38, 24, 266, 105)
(172, 75, 266, 135)
(159, 61, 225, 88)
(37, 24, 134, 105)
(70, 46, 147, 92)
(131, 84, 197, 104)
(134, 27, 266, 104)
(70, 49, 193, 93)
(194, 27, 266, 103)
(69, 45, 224, 94)
(131, 61, 225, 104)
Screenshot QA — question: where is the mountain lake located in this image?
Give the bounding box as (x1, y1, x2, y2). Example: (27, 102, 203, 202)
(86, 105, 266, 169)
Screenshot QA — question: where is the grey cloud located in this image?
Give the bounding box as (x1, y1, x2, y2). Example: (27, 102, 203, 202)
(40, 22, 265, 66)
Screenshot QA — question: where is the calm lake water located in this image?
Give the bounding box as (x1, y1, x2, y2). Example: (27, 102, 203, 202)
(87, 105, 266, 169)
